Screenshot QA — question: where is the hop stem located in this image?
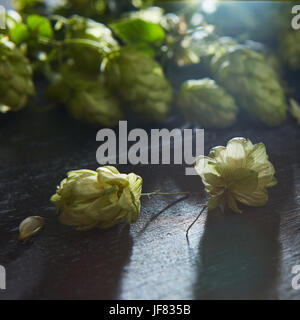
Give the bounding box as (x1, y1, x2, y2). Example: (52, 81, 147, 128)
(141, 190, 189, 201)
(186, 205, 207, 240)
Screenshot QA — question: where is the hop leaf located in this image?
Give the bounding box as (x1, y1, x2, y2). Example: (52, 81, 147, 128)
(51, 166, 143, 230)
(195, 137, 277, 213)
(0, 38, 35, 113)
(178, 78, 238, 128)
(211, 45, 287, 127)
(9, 14, 53, 45)
(110, 18, 165, 52)
(104, 46, 172, 122)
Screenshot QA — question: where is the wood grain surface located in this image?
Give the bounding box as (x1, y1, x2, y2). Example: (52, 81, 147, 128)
(0, 104, 299, 300)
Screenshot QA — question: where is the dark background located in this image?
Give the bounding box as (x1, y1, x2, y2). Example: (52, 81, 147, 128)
(0, 0, 300, 300)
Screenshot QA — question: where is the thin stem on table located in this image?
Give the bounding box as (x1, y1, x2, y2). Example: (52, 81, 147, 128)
(186, 205, 207, 240)
(141, 190, 189, 200)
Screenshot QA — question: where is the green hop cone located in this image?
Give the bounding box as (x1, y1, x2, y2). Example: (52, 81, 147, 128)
(279, 31, 300, 71)
(105, 46, 172, 122)
(177, 78, 238, 129)
(195, 137, 277, 213)
(211, 45, 287, 127)
(51, 166, 143, 230)
(48, 66, 124, 127)
(64, 15, 119, 74)
(66, 82, 124, 126)
(0, 39, 34, 113)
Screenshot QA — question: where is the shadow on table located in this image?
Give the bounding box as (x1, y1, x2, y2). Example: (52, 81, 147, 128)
(192, 165, 294, 300)
(27, 224, 133, 300)
(193, 207, 281, 300)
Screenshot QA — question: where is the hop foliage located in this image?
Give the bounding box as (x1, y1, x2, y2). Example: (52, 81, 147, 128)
(178, 78, 238, 129)
(0, 39, 34, 113)
(51, 166, 143, 230)
(211, 45, 287, 127)
(105, 46, 172, 122)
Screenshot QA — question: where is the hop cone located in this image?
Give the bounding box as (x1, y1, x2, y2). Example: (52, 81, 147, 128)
(211, 45, 287, 127)
(0, 39, 34, 113)
(178, 78, 238, 129)
(65, 15, 118, 73)
(51, 166, 143, 230)
(48, 66, 124, 127)
(279, 31, 300, 71)
(105, 46, 172, 122)
(195, 137, 277, 213)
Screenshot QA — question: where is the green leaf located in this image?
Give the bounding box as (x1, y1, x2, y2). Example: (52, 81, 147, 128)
(110, 18, 165, 46)
(9, 23, 30, 45)
(26, 15, 53, 40)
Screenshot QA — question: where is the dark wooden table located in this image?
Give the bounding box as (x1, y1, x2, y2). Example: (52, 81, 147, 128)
(0, 0, 300, 300)
(0, 102, 299, 300)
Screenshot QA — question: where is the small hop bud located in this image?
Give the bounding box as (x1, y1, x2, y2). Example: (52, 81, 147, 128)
(51, 166, 143, 230)
(195, 137, 277, 213)
(19, 216, 45, 241)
